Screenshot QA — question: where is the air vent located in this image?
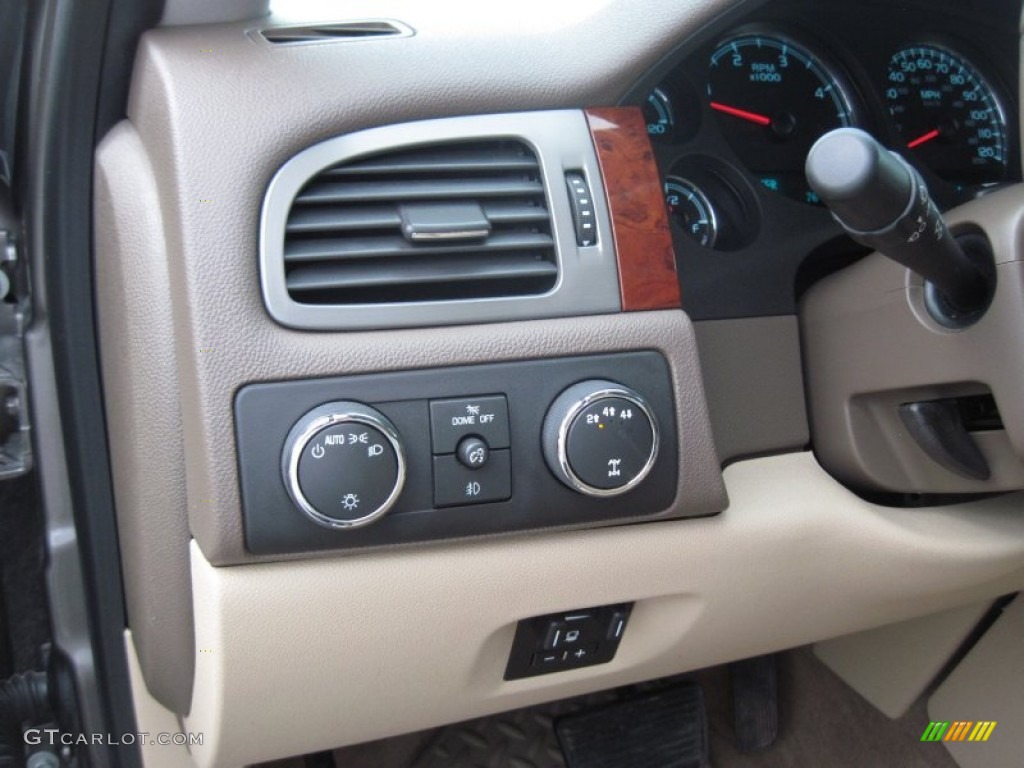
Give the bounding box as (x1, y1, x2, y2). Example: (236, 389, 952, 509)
(260, 111, 621, 330)
(282, 140, 558, 305)
(260, 21, 412, 45)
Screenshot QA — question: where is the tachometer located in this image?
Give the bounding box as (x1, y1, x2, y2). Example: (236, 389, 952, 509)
(708, 34, 856, 204)
(885, 44, 1008, 186)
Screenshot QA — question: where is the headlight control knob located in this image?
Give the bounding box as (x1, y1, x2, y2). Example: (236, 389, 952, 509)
(281, 401, 406, 529)
(542, 380, 659, 497)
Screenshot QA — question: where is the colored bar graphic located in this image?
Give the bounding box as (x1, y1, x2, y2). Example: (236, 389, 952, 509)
(921, 720, 996, 743)
(946, 721, 973, 741)
(921, 722, 949, 742)
(968, 722, 997, 742)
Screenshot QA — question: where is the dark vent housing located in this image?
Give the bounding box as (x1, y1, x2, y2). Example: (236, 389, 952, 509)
(283, 141, 558, 305)
(261, 21, 409, 45)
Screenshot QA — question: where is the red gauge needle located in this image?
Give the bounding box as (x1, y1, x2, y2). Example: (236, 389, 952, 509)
(907, 128, 941, 149)
(710, 101, 772, 126)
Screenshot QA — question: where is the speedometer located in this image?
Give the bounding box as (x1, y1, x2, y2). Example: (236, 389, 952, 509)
(885, 44, 1009, 186)
(708, 34, 856, 204)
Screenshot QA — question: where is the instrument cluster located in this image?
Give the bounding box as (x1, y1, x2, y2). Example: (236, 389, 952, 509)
(635, 0, 1020, 319)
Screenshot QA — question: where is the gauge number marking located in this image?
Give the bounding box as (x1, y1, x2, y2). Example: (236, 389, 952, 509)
(886, 44, 1008, 186)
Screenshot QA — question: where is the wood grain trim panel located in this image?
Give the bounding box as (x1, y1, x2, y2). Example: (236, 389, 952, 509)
(585, 106, 681, 311)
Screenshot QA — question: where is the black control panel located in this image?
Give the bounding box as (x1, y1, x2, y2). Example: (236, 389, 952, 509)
(429, 395, 511, 506)
(504, 603, 633, 679)
(235, 352, 679, 555)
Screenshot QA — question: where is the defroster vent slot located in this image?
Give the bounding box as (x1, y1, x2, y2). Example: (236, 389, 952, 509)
(260, 21, 412, 45)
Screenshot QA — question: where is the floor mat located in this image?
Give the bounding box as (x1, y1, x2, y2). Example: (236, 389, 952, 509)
(332, 647, 960, 768)
(693, 647, 958, 768)
(409, 690, 619, 768)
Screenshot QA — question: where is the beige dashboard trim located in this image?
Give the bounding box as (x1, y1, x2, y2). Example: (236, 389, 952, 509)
(179, 452, 1024, 768)
(929, 596, 1024, 766)
(814, 600, 993, 718)
(126, 634, 197, 768)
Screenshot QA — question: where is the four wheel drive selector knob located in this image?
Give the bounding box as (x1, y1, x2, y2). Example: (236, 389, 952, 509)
(281, 401, 406, 530)
(542, 380, 659, 497)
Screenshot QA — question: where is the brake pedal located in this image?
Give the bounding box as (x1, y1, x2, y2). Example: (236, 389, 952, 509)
(555, 683, 710, 768)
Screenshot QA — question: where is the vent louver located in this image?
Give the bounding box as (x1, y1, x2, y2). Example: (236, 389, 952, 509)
(283, 140, 558, 305)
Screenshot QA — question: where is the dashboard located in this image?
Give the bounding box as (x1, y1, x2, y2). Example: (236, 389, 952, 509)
(628, 0, 1021, 319)
(36, 0, 1024, 765)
